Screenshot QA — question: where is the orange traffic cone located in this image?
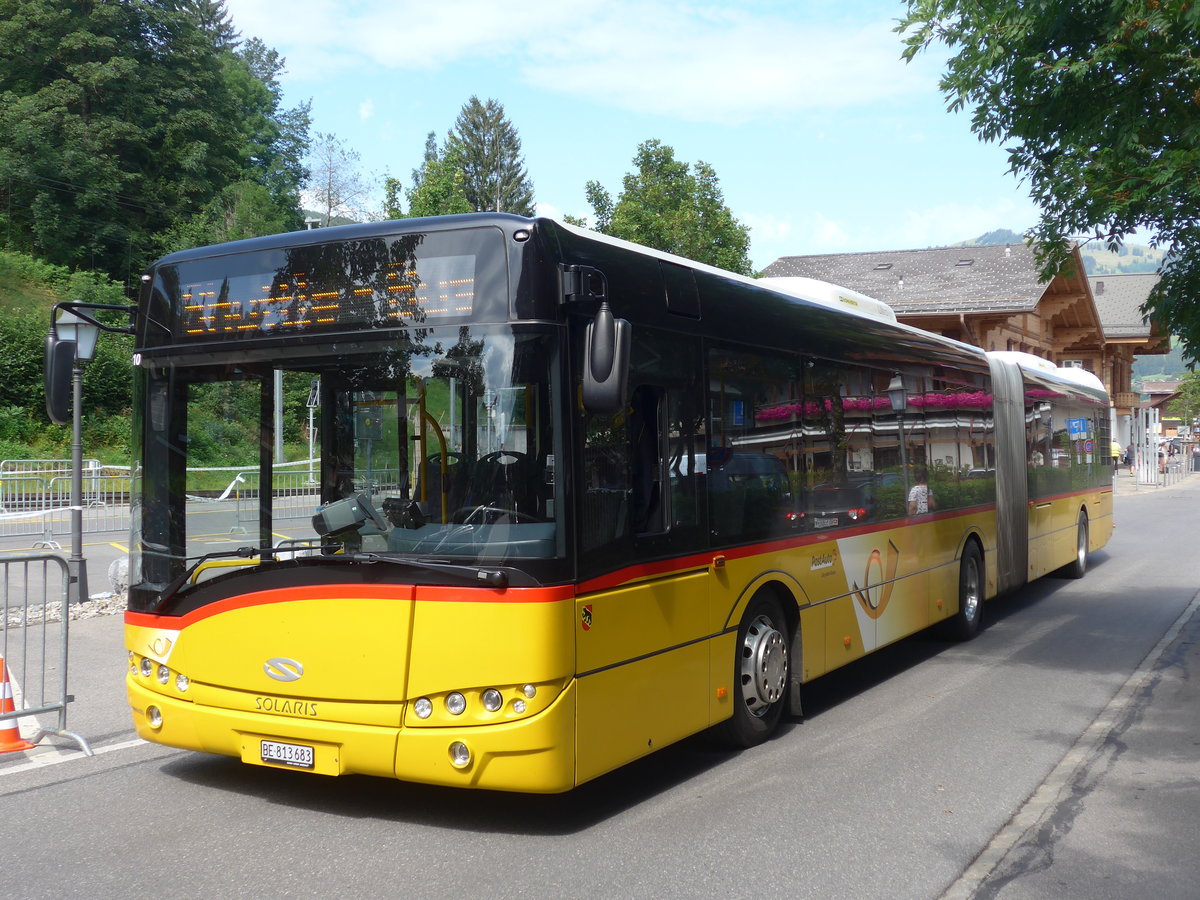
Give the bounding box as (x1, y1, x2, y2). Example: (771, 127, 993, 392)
(0, 654, 35, 753)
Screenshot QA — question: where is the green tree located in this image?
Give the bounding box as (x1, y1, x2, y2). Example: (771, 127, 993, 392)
(0, 0, 236, 278)
(584, 140, 753, 274)
(183, 0, 239, 50)
(446, 97, 536, 215)
(0, 1, 307, 279)
(897, 0, 1200, 361)
(1166, 370, 1200, 424)
(385, 131, 472, 219)
(408, 131, 442, 200)
(225, 37, 310, 227)
(405, 158, 473, 218)
(159, 180, 298, 252)
(0, 250, 133, 459)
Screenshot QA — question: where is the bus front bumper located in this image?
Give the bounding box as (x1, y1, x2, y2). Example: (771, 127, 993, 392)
(127, 676, 578, 793)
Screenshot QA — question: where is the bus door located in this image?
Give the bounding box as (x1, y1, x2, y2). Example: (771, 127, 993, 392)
(575, 330, 711, 782)
(1026, 400, 1055, 578)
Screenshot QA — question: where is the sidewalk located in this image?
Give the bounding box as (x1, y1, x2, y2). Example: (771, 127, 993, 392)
(961, 472, 1200, 899)
(1109, 465, 1191, 494)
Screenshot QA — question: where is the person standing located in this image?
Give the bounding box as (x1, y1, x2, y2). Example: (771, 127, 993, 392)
(907, 468, 936, 515)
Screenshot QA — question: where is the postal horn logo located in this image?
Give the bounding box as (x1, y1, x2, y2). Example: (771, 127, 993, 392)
(264, 657, 304, 682)
(852, 540, 900, 620)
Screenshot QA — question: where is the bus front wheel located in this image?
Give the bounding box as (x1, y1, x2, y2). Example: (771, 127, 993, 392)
(719, 593, 789, 747)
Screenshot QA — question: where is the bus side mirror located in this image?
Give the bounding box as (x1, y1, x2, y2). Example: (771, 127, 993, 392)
(582, 302, 630, 415)
(45, 333, 76, 426)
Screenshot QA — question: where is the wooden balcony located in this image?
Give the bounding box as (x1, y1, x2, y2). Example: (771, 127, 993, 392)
(1113, 391, 1140, 409)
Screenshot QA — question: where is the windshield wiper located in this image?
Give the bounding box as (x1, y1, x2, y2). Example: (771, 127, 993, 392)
(153, 546, 260, 611)
(152, 543, 322, 611)
(349, 552, 508, 587)
(151, 545, 508, 612)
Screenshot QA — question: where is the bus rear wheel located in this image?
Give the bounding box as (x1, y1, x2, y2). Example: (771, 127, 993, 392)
(719, 593, 789, 747)
(945, 542, 984, 641)
(1059, 512, 1088, 579)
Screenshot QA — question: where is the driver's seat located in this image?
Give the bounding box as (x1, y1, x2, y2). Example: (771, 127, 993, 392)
(465, 451, 536, 517)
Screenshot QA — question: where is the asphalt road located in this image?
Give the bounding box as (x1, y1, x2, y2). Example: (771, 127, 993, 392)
(1, 477, 1197, 899)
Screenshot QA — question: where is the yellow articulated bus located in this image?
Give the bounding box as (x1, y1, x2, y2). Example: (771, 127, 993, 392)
(92, 214, 1111, 792)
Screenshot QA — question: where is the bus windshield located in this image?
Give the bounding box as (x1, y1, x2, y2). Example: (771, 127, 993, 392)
(130, 325, 562, 601)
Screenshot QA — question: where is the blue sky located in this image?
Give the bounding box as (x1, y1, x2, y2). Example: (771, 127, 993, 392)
(222, 0, 1041, 271)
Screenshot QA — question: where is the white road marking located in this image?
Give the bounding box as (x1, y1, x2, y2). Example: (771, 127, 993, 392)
(0, 738, 149, 777)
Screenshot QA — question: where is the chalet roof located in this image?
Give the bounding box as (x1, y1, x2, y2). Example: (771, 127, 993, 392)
(761, 243, 1047, 316)
(1088, 273, 1159, 339)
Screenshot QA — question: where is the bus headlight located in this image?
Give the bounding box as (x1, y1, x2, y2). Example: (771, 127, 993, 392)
(482, 689, 503, 712)
(445, 692, 466, 716)
(414, 697, 433, 719)
(157, 664, 170, 684)
(146, 706, 163, 729)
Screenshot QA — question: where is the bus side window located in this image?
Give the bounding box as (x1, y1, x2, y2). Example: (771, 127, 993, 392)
(581, 410, 631, 554)
(707, 345, 799, 543)
(630, 384, 666, 535)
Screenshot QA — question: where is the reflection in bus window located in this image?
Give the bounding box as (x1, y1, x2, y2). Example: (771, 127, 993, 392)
(708, 346, 799, 542)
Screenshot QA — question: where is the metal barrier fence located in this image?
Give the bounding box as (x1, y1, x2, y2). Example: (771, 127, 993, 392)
(0, 475, 50, 539)
(2, 457, 406, 543)
(1128, 454, 1189, 490)
(232, 467, 402, 531)
(1, 553, 91, 755)
(46, 474, 133, 537)
(1160, 456, 1187, 487)
(0, 466, 132, 543)
(233, 470, 322, 530)
(1, 458, 101, 477)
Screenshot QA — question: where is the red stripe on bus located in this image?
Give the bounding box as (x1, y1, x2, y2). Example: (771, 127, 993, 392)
(125, 582, 576, 628)
(577, 504, 998, 595)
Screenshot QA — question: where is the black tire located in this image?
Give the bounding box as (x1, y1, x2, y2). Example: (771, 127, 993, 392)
(1059, 512, 1088, 579)
(718, 593, 790, 747)
(946, 541, 984, 641)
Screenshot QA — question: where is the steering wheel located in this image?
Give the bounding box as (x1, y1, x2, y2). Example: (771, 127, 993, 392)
(354, 492, 390, 532)
(450, 505, 538, 526)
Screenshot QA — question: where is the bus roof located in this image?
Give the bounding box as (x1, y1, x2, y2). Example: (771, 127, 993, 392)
(756, 277, 898, 323)
(988, 350, 1108, 397)
(552, 219, 899, 323)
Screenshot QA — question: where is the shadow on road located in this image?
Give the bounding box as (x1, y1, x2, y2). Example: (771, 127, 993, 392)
(154, 548, 1118, 833)
(158, 732, 739, 834)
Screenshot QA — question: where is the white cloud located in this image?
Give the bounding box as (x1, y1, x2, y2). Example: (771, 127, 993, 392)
(743, 211, 858, 268)
(223, 1, 936, 124)
(359, 99, 375, 121)
(881, 198, 1038, 250)
(522, 10, 933, 124)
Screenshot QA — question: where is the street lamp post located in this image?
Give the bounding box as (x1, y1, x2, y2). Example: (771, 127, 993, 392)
(887, 374, 910, 504)
(52, 310, 100, 606)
